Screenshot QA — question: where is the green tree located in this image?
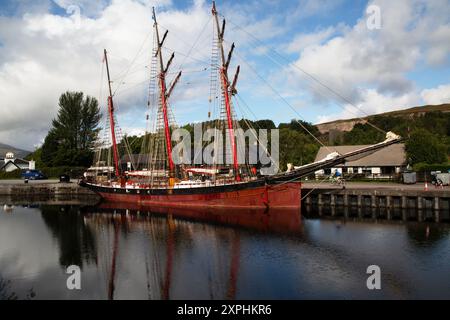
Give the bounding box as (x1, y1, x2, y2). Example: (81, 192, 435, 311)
(41, 129, 59, 167)
(342, 123, 384, 145)
(405, 129, 448, 165)
(41, 92, 101, 167)
(279, 119, 319, 136)
(279, 128, 319, 171)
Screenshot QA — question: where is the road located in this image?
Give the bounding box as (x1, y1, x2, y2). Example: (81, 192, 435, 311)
(0, 179, 61, 185)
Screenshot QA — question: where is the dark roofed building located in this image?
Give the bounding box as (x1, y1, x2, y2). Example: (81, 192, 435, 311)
(314, 143, 407, 178)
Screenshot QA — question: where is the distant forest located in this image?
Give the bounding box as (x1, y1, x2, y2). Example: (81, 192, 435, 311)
(329, 111, 450, 168)
(122, 110, 450, 171)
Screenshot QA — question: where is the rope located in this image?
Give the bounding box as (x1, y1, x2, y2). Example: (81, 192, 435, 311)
(230, 46, 332, 153)
(175, 16, 212, 72)
(162, 46, 211, 65)
(224, 16, 387, 135)
(233, 95, 279, 173)
(158, 21, 212, 66)
(112, 31, 152, 97)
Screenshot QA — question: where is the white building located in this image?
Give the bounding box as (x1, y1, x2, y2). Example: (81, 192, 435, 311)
(0, 152, 35, 172)
(314, 143, 407, 179)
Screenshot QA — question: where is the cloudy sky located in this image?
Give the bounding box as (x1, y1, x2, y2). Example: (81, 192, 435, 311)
(0, 0, 449, 150)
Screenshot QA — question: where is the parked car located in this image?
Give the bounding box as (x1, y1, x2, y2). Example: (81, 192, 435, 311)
(59, 174, 71, 183)
(21, 170, 47, 180)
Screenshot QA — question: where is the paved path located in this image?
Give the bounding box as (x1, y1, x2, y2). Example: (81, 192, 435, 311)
(1, 179, 448, 193)
(302, 181, 449, 191)
(0, 179, 61, 185)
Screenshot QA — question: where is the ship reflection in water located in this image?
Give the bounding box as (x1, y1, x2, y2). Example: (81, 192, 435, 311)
(1, 203, 450, 299)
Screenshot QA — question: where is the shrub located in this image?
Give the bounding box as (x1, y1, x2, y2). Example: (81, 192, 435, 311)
(0, 170, 22, 180)
(412, 162, 450, 173)
(39, 166, 87, 179)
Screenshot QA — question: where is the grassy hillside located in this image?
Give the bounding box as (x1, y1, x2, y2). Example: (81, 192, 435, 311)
(317, 104, 450, 134)
(0, 143, 31, 159)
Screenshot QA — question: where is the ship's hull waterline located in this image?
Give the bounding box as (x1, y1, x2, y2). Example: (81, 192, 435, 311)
(81, 180, 301, 210)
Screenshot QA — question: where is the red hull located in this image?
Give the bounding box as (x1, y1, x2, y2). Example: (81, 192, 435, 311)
(88, 203, 303, 234)
(97, 182, 301, 210)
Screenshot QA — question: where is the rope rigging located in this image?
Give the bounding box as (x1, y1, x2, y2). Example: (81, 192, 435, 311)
(229, 44, 331, 152)
(91, 2, 401, 187)
(223, 15, 387, 135)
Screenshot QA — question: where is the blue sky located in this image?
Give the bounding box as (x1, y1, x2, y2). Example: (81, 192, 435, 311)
(0, 0, 449, 150)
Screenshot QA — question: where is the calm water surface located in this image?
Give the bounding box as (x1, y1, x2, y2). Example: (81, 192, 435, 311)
(1, 202, 450, 300)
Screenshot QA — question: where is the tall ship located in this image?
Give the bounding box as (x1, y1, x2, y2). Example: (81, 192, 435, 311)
(80, 2, 401, 210)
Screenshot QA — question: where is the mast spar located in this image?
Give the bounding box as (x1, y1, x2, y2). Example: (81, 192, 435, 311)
(152, 7, 181, 185)
(212, 1, 241, 181)
(104, 49, 120, 178)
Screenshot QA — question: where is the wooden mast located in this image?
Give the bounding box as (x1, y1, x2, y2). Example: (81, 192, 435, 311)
(104, 49, 120, 178)
(152, 7, 181, 185)
(212, 1, 241, 181)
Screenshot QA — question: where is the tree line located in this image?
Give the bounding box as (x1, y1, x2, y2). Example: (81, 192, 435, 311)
(27, 91, 449, 175)
(330, 112, 450, 166)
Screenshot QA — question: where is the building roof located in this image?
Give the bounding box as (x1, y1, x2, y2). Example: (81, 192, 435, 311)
(314, 143, 407, 167)
(12, 158, 29, 165)
(0, 161, 22, 171)
(0, 158, 30, 171)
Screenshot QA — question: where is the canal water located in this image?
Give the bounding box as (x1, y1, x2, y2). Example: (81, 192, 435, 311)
(1, 202, 450, 300)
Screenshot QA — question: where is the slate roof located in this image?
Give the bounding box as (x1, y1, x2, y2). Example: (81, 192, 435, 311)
(314, 143, 407, 167)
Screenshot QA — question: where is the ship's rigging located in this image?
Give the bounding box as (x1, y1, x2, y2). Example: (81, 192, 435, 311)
(82, 2, 402, 209)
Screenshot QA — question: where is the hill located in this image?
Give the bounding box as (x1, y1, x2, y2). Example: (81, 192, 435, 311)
(0, 143, 31, 159)
(316, 104, 450, 134)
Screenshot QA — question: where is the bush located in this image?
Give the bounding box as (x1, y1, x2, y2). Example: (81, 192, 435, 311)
(405, 129, 448, 165)
(412, 162, 450, 172)
(39, 166, 87, 179)
(0, 170, 22, 180)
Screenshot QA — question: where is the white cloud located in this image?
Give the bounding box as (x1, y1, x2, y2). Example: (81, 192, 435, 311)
(0, 0, 449, 150)
(421, 84, 450, 105)
(285, 26, 339, 54)
(0, 0, 211, 150)
(0, 0, 295, 150)
(317, 89, 421, 124)
(52, 0, 110, 17)
(279, 0, 450, 121)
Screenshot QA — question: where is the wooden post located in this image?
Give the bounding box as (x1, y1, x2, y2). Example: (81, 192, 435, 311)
(386, 196, 392, 209)
(305, 196, 311, 206)
(401, 196, 407, 209)
(434, 197, 440, 211)
(434, 197, 440, 223)
(417, 196, 423, 210)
